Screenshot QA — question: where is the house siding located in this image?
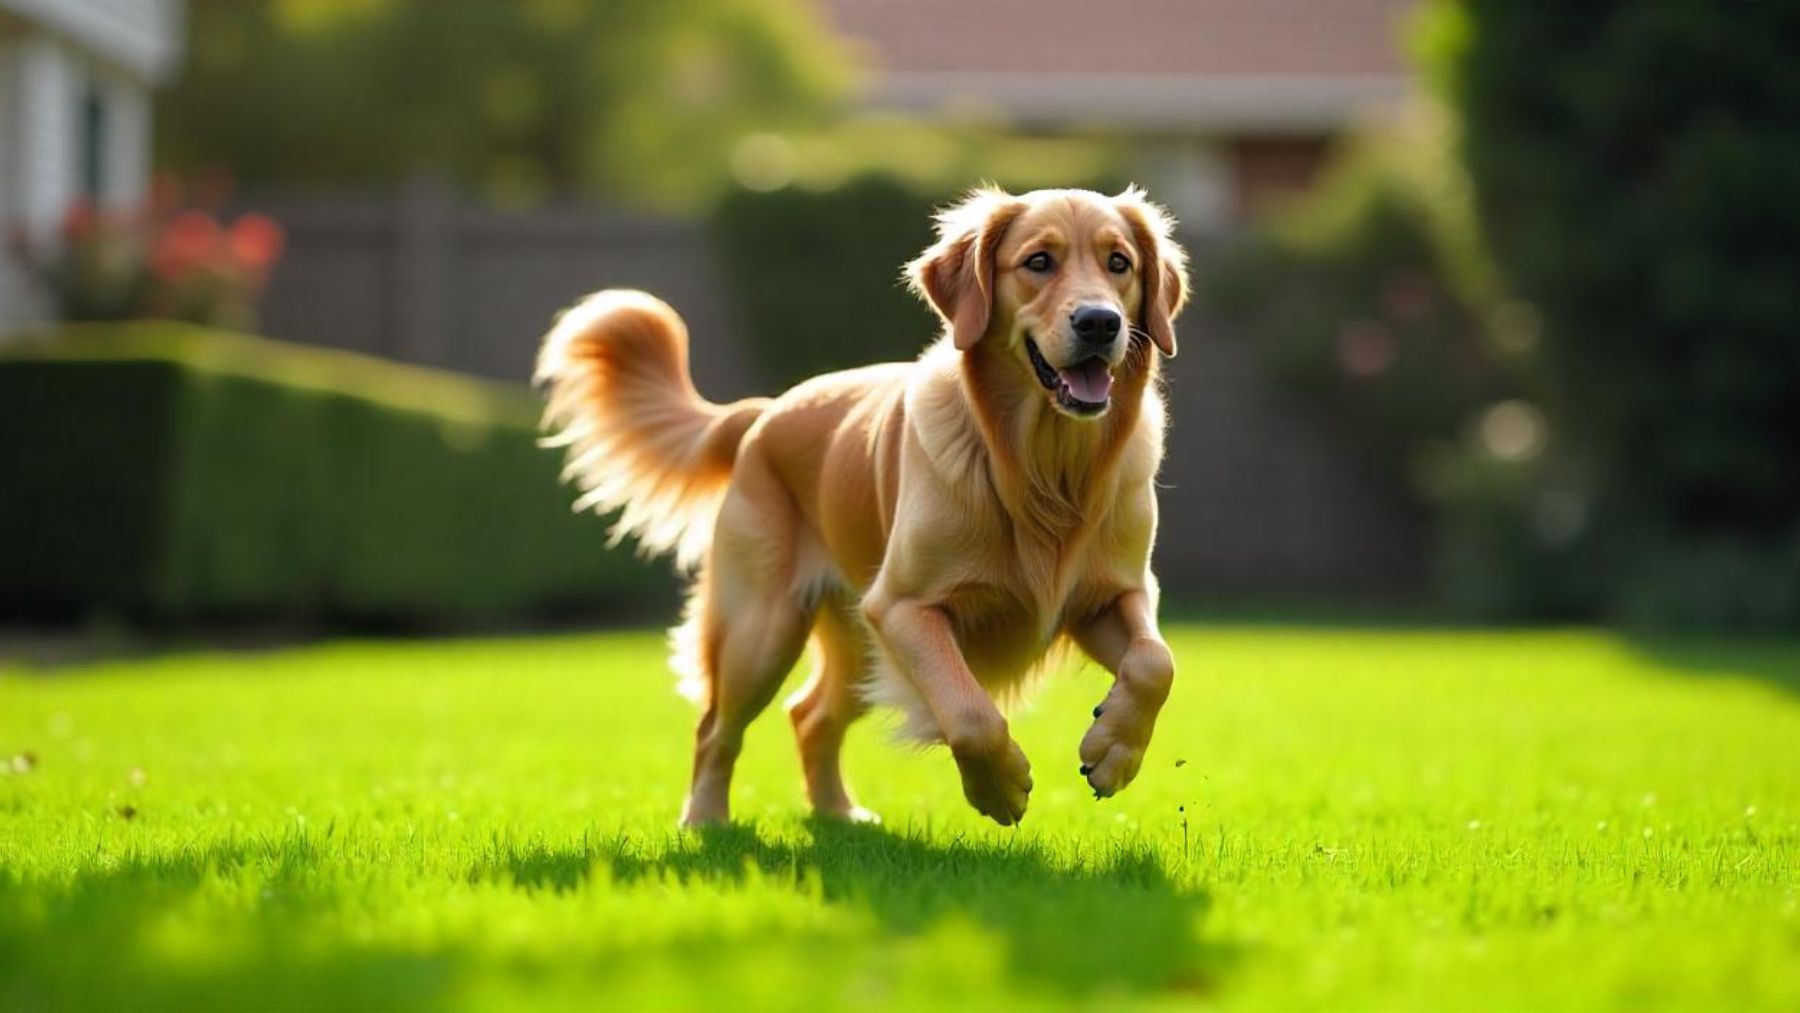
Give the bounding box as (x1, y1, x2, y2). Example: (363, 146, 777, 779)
(12, 33, 76, 234)
(0, 35, 25, 318)
(0, 0, 182, 81)
(1, 16, 164, 327)
(0, 32, 79, 324)
(98, 64, 149, 207)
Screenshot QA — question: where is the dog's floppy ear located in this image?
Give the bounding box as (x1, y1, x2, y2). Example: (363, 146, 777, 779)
(1115, 186, 1189, 358)
(906, 188, 1025, 350)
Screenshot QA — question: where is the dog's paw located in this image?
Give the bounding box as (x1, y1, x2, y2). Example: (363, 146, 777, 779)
(1078, 717, 1145, 798)
(679, 794, 731, 828)
(1080, 640, 1173, 798)
(813, 803, 882, 825)
(952, 734, 1033, 826)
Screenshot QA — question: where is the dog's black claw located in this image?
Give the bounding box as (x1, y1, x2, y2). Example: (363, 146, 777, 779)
(1079, 764, 1093, 776)
(1092, 706, 1104, 718)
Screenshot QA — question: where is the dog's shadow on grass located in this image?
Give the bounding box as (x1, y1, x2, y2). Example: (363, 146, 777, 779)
(491, 818, 1231, 998)
(0, 822, 1228, 1006)
(0, 836, 453, 1012)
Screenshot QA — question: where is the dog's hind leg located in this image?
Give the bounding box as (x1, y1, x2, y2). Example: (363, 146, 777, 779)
(786, 597, 876, 822)
(679, 464, 812, 828)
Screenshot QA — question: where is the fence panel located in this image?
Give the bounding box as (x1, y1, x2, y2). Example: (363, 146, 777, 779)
(248, 183, 1423, 599)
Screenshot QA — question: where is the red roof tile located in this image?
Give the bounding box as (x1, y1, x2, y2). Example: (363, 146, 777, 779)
(824, 0, 1416, 79)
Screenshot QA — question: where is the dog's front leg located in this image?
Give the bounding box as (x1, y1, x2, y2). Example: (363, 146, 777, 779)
(1070, 589, 1175, 798)
(862, 593, 1033, 825)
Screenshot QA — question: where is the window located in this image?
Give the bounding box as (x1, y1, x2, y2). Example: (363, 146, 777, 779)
(80, 84, 106, 199)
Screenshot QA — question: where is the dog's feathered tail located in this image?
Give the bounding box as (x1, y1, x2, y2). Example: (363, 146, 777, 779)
(535, 290, 769, 571)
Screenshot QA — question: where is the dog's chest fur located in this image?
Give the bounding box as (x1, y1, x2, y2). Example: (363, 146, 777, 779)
(859, 513, 1132, 741)
(944, 502, 1130, 678)
(852, 364, 1163, 741)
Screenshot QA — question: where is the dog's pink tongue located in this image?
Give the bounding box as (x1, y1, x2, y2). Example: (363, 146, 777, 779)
(1057, 360, 1113, 403)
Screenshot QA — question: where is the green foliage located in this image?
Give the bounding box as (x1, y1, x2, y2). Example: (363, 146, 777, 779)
(1205, 112, 1512, 473)
(1419, 0, 1800, 628)
(4, 627, 1799, 1007)
(1615, 534, 1800, 633)
(159, 0, 850, 207)
(1212, 46, 1800, 630)
(712, 175, 945, 389)
(0, 324, 669, 625)
(1201, 109, 1585, 619)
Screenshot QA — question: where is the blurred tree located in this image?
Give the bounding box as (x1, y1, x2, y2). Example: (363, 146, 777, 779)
(1206, 67, 1800, 630)
(1420, 3, 1800, 556)
(1200, 105, 1604, 620)
(158, 0, 851, 207)
(1207, 104, 1510, 476)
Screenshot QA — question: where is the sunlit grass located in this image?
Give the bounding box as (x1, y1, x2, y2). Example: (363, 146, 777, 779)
(2, 627, 1797, 1009)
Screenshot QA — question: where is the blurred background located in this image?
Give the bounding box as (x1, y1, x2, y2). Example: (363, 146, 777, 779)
(2, 0, 1796, 635)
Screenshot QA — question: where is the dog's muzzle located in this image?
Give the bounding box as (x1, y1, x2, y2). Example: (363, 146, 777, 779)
(1026, 336, 1113, 416)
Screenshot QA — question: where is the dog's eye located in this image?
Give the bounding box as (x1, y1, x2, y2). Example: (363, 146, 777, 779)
(1108, 252, 1132, 275)
(1023, 252, 1054, 273)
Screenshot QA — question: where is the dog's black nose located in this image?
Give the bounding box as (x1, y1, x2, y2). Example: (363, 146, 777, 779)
(1071, 306, 1122, 346)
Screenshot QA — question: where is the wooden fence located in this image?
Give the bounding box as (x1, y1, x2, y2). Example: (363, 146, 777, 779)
(246, 180, 1425, 600)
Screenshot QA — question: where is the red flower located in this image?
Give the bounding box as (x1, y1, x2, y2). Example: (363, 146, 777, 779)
(151, 210, 225, 282)
(227, 214, 285, 273)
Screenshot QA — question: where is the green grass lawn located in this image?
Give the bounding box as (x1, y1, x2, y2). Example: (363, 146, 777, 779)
(2, 626, 1797, 1010)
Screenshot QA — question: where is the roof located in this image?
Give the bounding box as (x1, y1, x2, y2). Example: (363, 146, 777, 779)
(0, 0, 184, 82)
(824, 0, 1415, 131)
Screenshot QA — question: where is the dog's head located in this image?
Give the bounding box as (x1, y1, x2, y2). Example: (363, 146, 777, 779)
(907, 186, 1188, 419)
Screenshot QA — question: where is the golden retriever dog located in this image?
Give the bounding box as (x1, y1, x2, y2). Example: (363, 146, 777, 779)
(536, 186, 1188, 827)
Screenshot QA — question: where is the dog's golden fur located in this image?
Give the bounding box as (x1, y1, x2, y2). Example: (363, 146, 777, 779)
(537, 186, 1188, 826)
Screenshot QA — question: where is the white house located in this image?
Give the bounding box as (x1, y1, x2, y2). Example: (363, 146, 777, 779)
(0, 0, 184, 326)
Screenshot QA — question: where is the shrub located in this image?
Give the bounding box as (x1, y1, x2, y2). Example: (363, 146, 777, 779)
(0, 323, 671, 626)
(1204, 110, 1514, 477)
(1419, 0, 1800, 630)
(1202, 107, 1600, 620)
(711, 175, 945, 389)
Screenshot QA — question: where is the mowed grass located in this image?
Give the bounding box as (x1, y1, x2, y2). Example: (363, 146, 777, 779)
(2, 626, 1797, 1010)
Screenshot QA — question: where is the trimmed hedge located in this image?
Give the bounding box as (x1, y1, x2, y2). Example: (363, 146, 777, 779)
(0, 323, 672, 625)
(712, 175, 944, 389)
(1431, 2, 1800, 532)
(1418, 0, 1800, 631)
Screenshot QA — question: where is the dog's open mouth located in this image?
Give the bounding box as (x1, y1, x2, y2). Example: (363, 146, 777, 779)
(1026, 337, 1112, 416)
